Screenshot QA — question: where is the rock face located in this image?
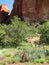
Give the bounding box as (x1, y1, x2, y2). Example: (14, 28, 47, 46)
(0, 4, 9, 23)
(10, 0, 49, 23)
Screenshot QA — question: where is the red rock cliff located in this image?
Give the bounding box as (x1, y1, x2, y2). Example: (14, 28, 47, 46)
(10, 0, 49, 23)
(0, 4, 9, 23)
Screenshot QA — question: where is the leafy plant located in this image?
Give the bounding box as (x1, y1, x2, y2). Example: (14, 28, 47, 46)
(38, 20, 49, 45)
(34, 59, 45, 63)
(0, 16, 37, 47)
(14, 46, 45, 62)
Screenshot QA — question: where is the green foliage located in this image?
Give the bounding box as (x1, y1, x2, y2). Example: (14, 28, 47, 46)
(38, 20, 49, 45)
(34, 59, 45, 63)
(0, 16, 36, 47)
(4, 53, 11, 57)
(46, 56, 49, 63)
(34, 19, 39, 24)
(8, 57, 20, 64)
(14, 46, 45, 62)
(0, 45, 48, 64)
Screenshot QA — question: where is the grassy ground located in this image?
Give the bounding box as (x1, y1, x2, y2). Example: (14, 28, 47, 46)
(0, 42, 49, 65)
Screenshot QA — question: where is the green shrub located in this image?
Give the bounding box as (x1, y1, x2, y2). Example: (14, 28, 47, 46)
(14, 46, 45, 62)
(4, 53, 11, 57)
(34, 59, 44, 63)
(46, 56, 49, 63)
(8, 57, 20, 64)
(0, 16, 37, 47)
(38, 20, 49, 45)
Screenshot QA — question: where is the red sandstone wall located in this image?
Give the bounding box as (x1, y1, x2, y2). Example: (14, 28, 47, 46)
(10, 0, 49, 23)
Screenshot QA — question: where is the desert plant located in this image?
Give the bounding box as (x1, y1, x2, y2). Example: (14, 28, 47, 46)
(34, 59, 45, 63)
(38, 20, 49, 45)
(14, 46, 45, 62)
(0, 16, 37, 47)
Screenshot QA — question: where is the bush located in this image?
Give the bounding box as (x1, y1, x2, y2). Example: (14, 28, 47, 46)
(4, 53, 11, 57)
(14, 46, 45, 62)
(0, 16, 37, 47)
(8, 57, 20, 64)
(34, 59, 44, 64)
(38, 20, 49, 45)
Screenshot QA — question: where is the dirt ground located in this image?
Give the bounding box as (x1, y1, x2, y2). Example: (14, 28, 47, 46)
(8, 62, 49, 65)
